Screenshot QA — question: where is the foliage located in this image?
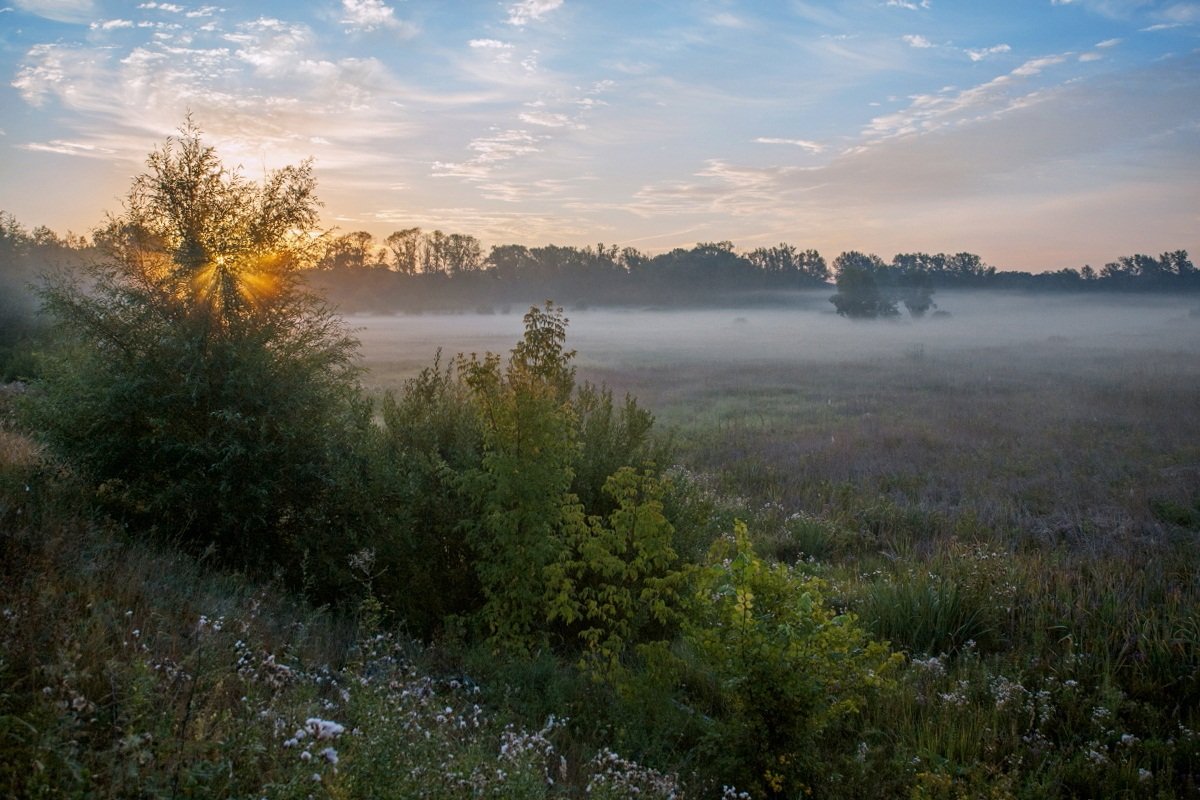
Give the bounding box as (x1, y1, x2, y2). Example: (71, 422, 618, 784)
(571, 381, 662, 515)
(0, 454, 688, 800)
(456, 302, 580, 653)
(635, 521, 901, 797)
(0, 212, 88, 380)
(27, 121, 373, 592)
(548, 467, 688, 679)
(377, 352, 484, 636)
(830, 251, 901, 319)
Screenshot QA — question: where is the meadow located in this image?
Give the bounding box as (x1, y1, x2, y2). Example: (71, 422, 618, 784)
(4, 289, 1199, 798)
(352, 290, 1200, 796)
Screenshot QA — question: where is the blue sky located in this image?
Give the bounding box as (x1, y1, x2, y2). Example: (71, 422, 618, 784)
(1, 0, 1197, 269)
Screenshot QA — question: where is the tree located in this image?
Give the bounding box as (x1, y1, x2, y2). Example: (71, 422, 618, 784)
(320, 230, 377, 270)
(384, 227, 422, 274)
(891, 256, 936, 317)
(32, 120, 373, 586)
(746, 244, 829, 286)
(457, 302, 580, 652)
(445, 232, 484, 274)
(422, 229, 450, 274)
(829, 251, 898, 318)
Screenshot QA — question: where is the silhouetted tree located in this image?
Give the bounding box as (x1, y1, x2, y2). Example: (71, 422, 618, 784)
(747, 244, 830, 286)
(830, 251, 897, 318)
(384, 227, 422, 274)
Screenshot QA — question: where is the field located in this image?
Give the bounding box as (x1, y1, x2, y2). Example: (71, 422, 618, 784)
(356, 291, 1200, 540)
(351, 290, 1200, 795)
(4, 289, 1200, 798)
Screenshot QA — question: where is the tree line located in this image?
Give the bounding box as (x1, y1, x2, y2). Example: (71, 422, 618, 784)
(307, 229, 1199, 312)
(2, 209, 1196, 325)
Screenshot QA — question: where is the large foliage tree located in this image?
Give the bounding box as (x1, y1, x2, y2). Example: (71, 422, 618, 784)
(32, 121, 373, 584)
(829, 251, 898, 318)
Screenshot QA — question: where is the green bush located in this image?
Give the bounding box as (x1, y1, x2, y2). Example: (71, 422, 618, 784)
(26, 122, 375, 596)
(631, 521, 901, 797)
(377, 352, 484, 635)
(548, 467, 688, 679)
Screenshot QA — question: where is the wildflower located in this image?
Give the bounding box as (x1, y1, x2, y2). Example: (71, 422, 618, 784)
(305, 718, 345, 740)
(320, 747, 339, 765)
(1139, 768, 1152, 782)
(300, 750, 312, 762)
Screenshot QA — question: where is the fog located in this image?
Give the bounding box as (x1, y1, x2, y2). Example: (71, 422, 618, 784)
(351, 291, 1200, 392)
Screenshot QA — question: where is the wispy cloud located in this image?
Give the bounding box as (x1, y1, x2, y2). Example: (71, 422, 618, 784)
(432, 129, 544, 181)
(755, 137, 824, 153)
(18, 139, 115, 156)
(90, 18, 133, 30)
(710, 12, 749, 29)
(965, 43, 1011, 61)
(856, 53, 1076, 142)
(519, 110, 582, 128)
(902, 34, 934, 48)
(13, 0, 95, 24)
(624, 52, 1199, 260)
(340, 0, 416, 35)
(11, 13, 415, 175)
(886, 0, 931, 9)
(371, 204, 596, 242)
(506, 0, 562, 26)
(468, 38, 514, 64)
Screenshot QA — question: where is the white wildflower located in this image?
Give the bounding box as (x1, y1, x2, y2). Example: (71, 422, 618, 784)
(306, 718, 345, 740)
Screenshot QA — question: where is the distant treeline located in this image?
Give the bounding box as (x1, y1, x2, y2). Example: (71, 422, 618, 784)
(308, 228, 1198, 312)
(2, 213, 1197, 319)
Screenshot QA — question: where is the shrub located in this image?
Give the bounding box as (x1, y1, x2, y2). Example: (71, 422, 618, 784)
(632, 521, 901, 797)
(27, 121, 374, 595)
(377, 352, 484, 635)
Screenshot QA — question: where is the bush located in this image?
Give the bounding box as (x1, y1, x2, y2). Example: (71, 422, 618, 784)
(377, 352, 484, 635)
(630, 521, 901, 797)
(27, 121, 375, 595)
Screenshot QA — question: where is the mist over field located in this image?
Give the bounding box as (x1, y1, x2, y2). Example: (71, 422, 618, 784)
(355, 291, 1200, 389)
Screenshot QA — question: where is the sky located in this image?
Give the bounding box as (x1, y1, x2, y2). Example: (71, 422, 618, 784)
(1, 0, 1198, 270)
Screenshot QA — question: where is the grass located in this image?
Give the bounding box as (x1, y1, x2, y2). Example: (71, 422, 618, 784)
(351, 297, 1200, 796)
(6, 293, 1200, 797)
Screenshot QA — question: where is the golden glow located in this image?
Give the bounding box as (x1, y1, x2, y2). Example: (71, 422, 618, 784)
(190, 251, 286, 321)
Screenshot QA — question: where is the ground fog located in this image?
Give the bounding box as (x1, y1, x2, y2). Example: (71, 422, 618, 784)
(354, 290, 1200, 545)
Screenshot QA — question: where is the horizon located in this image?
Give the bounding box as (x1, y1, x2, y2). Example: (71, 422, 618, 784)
(1, 0, 1198, 272)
